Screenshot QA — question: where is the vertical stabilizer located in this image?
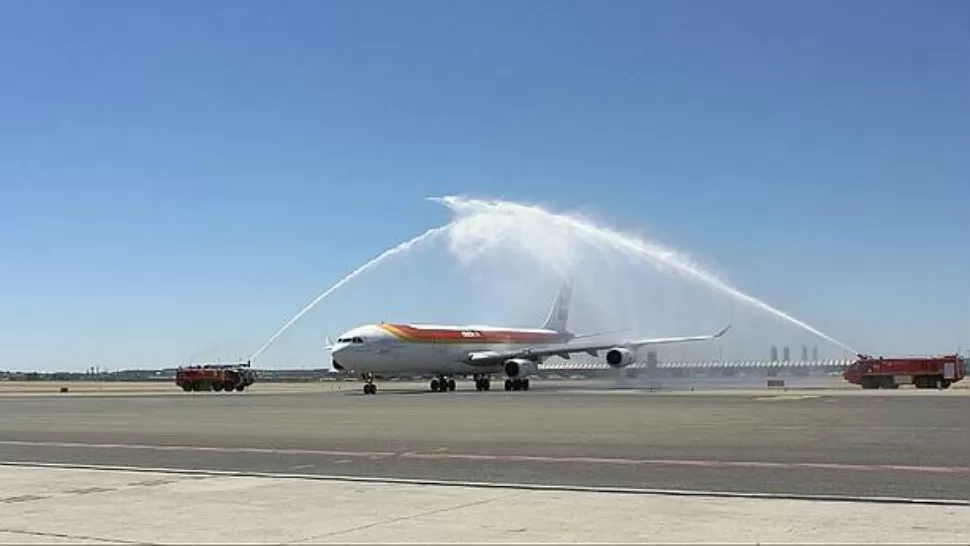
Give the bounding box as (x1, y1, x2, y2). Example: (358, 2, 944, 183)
(541, 278, 572, 332)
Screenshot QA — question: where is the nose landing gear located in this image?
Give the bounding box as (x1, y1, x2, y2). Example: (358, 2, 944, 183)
(362, 373, 377, 395)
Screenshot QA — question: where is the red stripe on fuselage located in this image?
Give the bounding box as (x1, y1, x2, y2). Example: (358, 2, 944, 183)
(381, 323, 565, 344)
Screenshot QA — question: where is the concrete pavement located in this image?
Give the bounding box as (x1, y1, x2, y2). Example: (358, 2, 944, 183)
(3, 464, 970, 544)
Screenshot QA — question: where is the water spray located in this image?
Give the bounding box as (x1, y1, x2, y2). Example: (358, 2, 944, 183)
(248, 224, 450, 363)
(248, 195, 854, 364)
(429, 196, 856, 354)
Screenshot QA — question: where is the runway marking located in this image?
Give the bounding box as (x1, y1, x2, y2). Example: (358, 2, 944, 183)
(753, 395, 821, 401)
(0, 440, 396, 459)
(399, 452, 970, 475)
(3, 460, 969, 507)
(3, 440, 970, 476)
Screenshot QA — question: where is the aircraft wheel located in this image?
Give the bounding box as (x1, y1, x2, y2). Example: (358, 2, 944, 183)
(504, 379, 512, 391)
(483, 379, 490, 391)
(363, 383, 376, 395)
(475, 379, 483, 391)
(430, 379, 440, 392)
(447, 379, 456, 391)
(522, 379, 530, 391)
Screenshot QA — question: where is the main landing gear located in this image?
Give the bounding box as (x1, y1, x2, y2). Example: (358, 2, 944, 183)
(362, 373, 377, 395)
(360, 373, 525, 395)
(474, 374, 491, 391)
(430, 375, 456, 392)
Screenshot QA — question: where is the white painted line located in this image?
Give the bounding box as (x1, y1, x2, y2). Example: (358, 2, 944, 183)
(2, 460, 968, 507)
(0, 440, 396, 458)
(3, 440, 969, 475)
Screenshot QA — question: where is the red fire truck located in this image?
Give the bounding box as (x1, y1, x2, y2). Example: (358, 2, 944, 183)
(176, 361, 255, 392)
(843, 354, 964, 389)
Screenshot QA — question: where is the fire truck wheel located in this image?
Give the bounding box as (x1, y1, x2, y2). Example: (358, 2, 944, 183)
(223, 382, 235, 392)
(181, 384, 191, 392)
(213, 383, 224, 392)
(235, 384, 245, 392)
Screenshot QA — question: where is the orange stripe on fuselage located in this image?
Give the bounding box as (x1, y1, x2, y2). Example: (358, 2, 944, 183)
(380, 323, 565, 344)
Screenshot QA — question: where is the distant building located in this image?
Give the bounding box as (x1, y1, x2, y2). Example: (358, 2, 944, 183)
(812, 346, 819, 361)
(801, 345, 808, 362)
(770, 346, 779, 362)
(783, 346, 791, 362)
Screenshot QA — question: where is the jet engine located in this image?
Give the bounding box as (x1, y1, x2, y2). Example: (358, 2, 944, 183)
(504, 358, 539, 378)
(605, 347, 636, 368)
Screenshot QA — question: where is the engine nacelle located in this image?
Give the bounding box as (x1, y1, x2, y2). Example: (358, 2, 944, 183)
(504, 358, 539, 378)
(605, 347, 636, 368)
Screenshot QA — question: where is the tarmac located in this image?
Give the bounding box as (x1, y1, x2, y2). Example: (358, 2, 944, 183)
(2, 377, 970, 543)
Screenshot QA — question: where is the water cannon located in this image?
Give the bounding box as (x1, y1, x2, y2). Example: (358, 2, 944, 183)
(195, 360, 252, 370)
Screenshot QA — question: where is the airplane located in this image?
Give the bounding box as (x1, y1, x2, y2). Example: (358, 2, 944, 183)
(327, 280, 731, 394)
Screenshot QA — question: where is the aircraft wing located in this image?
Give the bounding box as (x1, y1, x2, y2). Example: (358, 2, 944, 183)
(462, 325, 731, 366)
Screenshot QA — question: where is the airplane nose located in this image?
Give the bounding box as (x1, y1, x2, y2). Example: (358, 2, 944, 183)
(330, 344, 346, 370)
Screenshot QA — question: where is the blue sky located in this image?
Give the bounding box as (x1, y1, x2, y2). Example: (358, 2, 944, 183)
(1, 0, 968, 371)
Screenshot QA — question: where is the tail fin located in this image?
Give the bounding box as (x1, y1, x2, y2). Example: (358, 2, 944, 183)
(541, 278, 572, 333)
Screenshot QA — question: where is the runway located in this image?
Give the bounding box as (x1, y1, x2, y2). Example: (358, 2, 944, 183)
(2, 379, 969, 503)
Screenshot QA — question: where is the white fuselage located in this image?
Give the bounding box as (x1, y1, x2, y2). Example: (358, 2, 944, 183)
(330, 323, 569, 376)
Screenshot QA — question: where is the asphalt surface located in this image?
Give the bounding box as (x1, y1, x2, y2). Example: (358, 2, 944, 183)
(2, 381, 969, 502)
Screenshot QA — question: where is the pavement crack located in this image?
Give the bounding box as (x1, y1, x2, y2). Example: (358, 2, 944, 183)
(0, 527, 153, 544)
(287, 492, 520, 543)
(64, 486, 117, 495)
(0, 494, 49, 503)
